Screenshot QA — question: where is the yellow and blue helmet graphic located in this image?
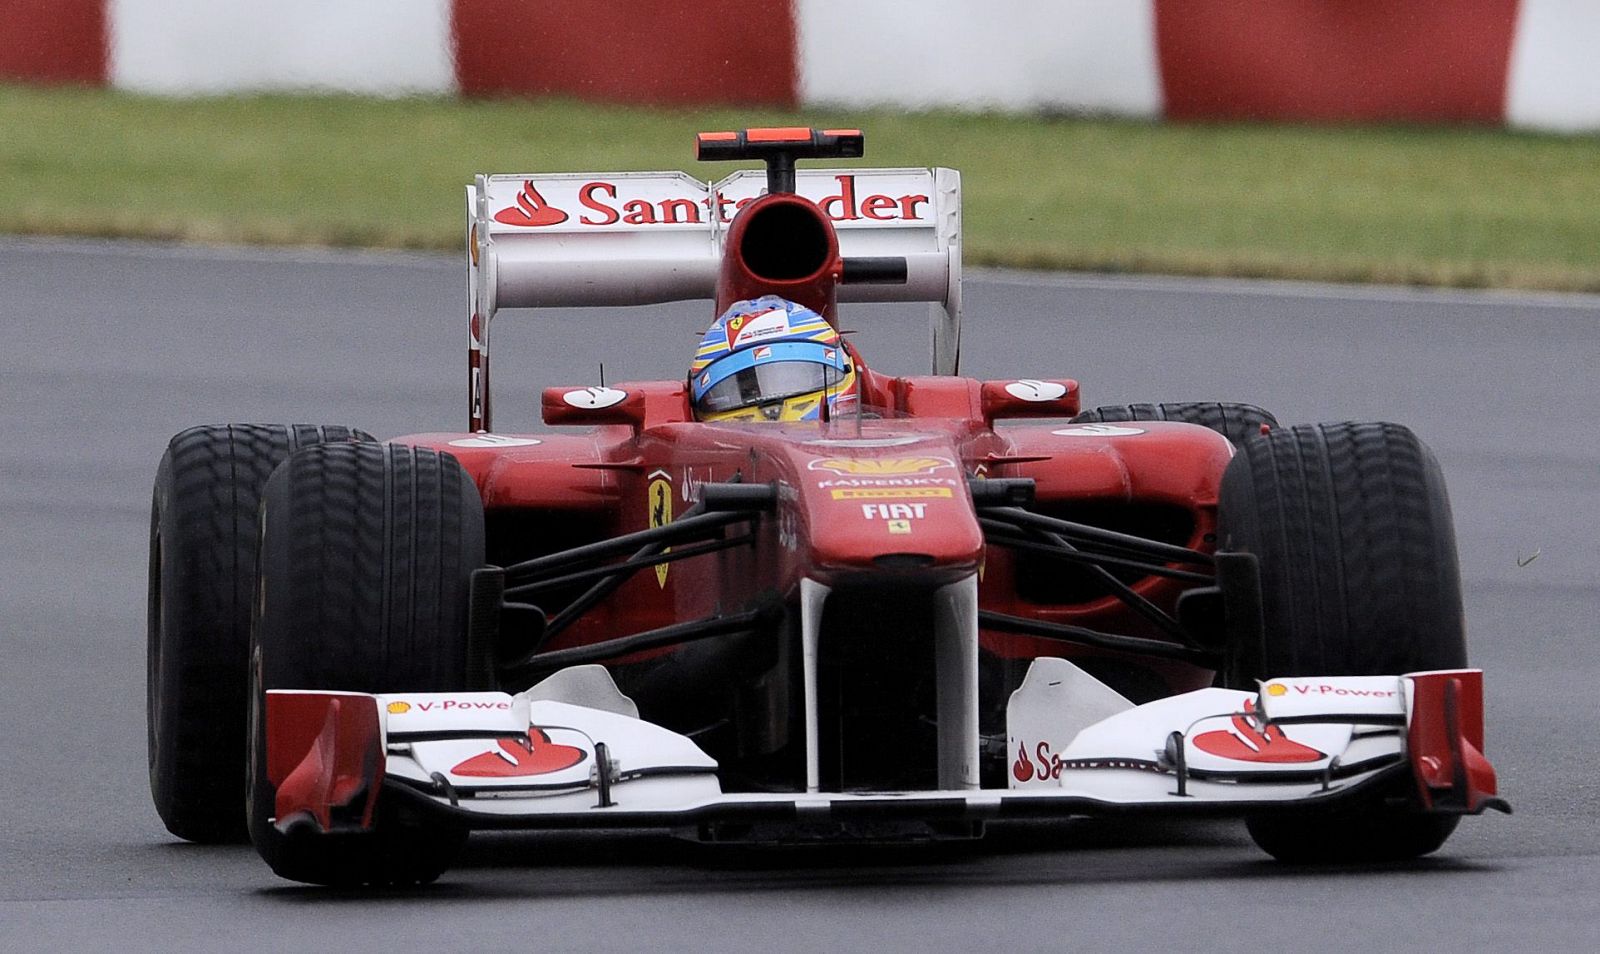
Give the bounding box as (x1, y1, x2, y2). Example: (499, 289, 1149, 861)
(690, 296, 858, 422)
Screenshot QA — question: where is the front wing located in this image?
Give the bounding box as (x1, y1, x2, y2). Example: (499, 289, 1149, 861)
(263, 665, 1506, 840)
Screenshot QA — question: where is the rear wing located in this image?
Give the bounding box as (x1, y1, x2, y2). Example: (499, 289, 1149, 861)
(465, 167, 961, 431)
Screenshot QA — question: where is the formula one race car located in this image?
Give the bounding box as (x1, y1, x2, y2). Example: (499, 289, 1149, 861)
(146, 128, 1506, 886)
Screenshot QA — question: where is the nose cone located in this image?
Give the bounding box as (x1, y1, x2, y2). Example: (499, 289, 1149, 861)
(781, 442, 984, 573)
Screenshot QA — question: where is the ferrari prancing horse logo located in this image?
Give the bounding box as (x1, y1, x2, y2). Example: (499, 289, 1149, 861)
(648, 474, 672, 587)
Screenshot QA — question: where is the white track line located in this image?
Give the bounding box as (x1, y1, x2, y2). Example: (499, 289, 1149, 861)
(974, 267, 1600, 311)
(0, 236, 455, 270)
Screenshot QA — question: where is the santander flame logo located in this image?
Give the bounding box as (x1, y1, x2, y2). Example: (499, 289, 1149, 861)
(1012, 742, 1035, 783)
(1192, 699, 1324, 764)
(450, 728, 587, 777)
(493, 181, 569, 227)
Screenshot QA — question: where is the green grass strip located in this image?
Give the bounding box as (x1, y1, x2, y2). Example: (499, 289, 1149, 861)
(4, 85, 1598, 290)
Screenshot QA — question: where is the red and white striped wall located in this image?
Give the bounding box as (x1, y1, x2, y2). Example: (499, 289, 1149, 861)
(2, 0, 1597, 132)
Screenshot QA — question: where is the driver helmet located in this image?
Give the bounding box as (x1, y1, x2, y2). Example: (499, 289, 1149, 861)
(690, 296, 858, 422)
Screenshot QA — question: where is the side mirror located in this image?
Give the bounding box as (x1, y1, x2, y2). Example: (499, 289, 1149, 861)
(540, 382, 693, 430)
(980, 379, 1081, 424)
(541, 386, 648, 428)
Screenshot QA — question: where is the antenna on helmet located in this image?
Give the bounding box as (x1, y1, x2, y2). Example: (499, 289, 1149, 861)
(835, 334, 863, 435)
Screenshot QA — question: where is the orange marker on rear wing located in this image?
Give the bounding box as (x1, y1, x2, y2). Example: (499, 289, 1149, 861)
(696, 128, 866, 193)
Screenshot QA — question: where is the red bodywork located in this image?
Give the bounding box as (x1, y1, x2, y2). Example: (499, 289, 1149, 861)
(404, 403, 1229, 694)
(402, 185, 1232, 703)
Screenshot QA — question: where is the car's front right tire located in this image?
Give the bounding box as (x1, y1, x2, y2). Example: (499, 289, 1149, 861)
(246, 442, 483, 886)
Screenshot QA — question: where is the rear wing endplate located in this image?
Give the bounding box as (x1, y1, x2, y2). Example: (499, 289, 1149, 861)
(465, 168, 961, 431)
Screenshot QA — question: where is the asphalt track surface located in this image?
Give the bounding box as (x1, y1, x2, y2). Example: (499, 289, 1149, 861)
(3, 238, 1597, 950)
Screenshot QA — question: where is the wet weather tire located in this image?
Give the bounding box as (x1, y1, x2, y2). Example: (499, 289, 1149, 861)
(148, 424, 373, 844)
(246, 442, 483, 886)
(1218, 421, 1467, 863)
(1071, 402, 1277, 446)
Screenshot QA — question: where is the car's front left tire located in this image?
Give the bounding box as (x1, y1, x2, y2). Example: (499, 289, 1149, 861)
(1218, 421, 1467, 863)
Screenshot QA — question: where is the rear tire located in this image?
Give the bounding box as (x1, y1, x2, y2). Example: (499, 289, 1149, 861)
(148, 424, 372, 844)
(1218, 422, 1466, 863)
(1071, 402, 1277, 446)
(246, 442, 484, 886)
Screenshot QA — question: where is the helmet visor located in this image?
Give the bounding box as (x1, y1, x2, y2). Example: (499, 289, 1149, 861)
(698, 361, 843, 414)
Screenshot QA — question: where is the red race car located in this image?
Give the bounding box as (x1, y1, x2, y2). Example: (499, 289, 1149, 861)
(146, 127, 1505, 886)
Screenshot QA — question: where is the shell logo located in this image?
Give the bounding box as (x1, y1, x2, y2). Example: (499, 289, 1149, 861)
(386, 701, 411, 714)
(807, 456, 955, 477)
(1265, 683, 1287, 697)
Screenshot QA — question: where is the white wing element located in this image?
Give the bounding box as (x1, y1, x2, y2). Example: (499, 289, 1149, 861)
(1009, 659, 1412, 790)
(466, 167, 962, 374)
(263, 662, 1497, 831)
